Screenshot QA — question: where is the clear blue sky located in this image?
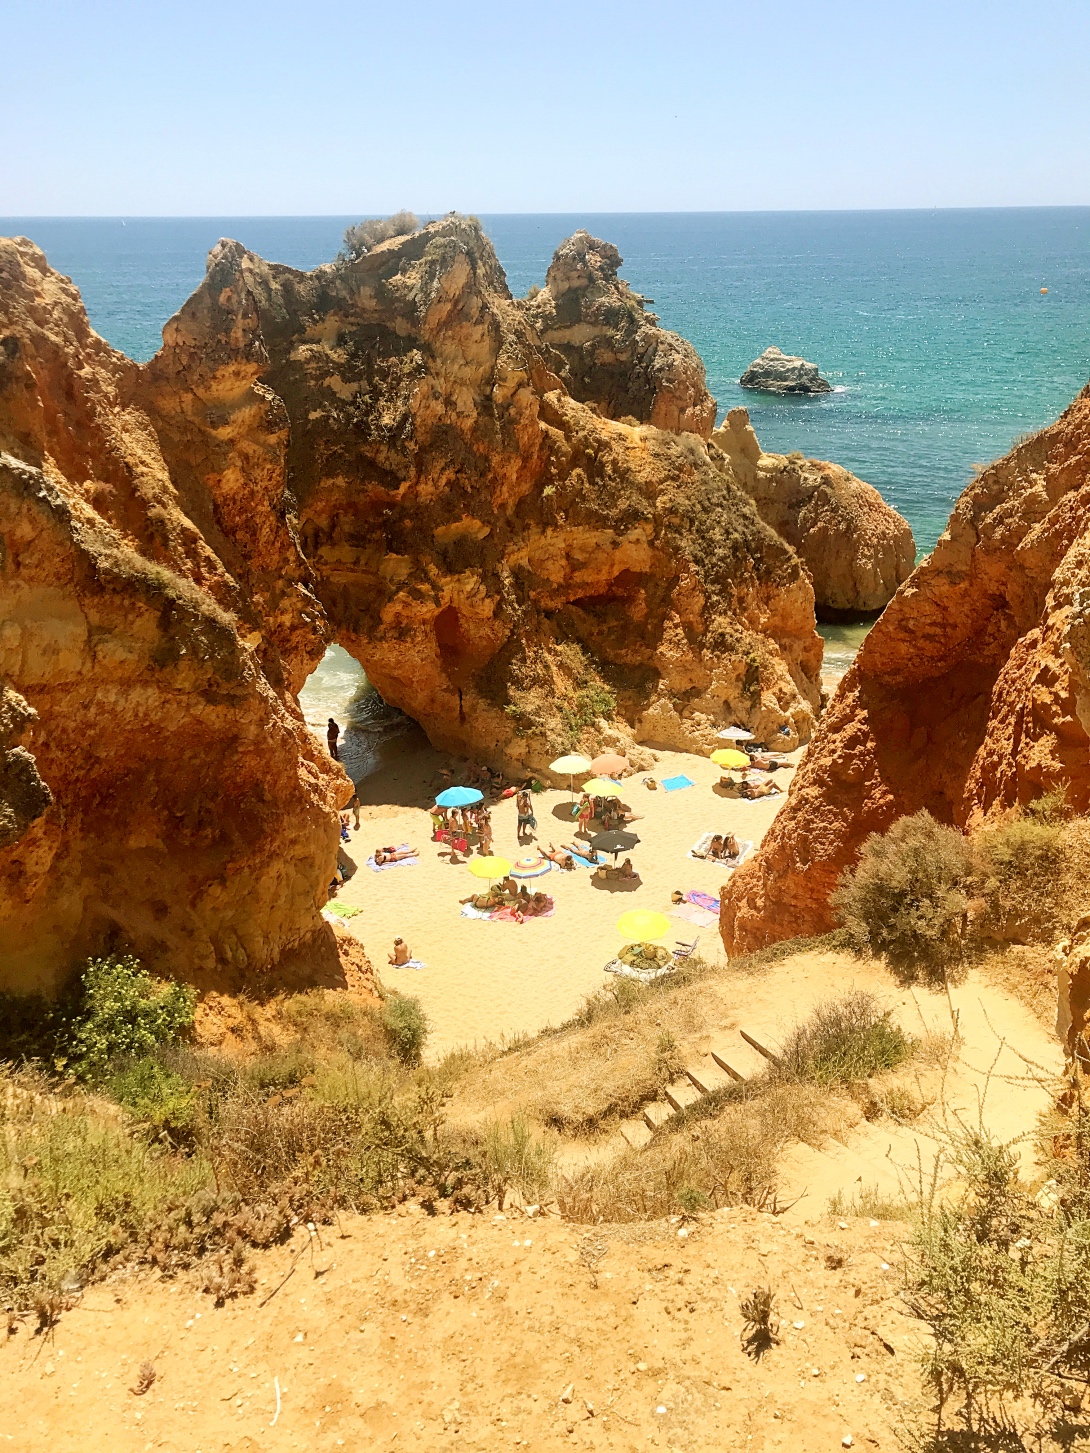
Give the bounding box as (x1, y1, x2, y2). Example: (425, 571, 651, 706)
(3, 0, 1088, 214)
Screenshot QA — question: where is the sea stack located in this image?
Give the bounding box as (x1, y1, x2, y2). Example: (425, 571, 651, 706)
(740, 346, 832, 395)
(712, 407, 915, 618)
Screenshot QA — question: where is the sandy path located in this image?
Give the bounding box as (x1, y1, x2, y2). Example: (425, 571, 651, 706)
(332, 746, 794, 1058)
(0, 1205, 919, 1453)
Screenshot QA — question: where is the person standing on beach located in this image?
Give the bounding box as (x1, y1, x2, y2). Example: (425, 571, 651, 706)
(347, 787, 361, 829)
(516, 788, 537, 844)
(327, 718, 340, 761)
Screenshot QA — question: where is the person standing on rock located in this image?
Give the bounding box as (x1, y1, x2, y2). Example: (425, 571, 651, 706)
(327, 718, 340, 761)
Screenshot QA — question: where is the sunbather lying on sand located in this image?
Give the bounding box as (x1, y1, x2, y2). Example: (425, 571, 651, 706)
(374, 845, 419, 865)
(543, 843, 576, 870)
(524, 891, 551, 916)
(741, 778, 781, 799)
(562, 841, 600, 864)
(460, 887, 502, 910)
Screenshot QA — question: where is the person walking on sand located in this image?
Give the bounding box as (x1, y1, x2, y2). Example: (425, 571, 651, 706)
(516, 788, 537, 844)
(327, 718, 340, 761)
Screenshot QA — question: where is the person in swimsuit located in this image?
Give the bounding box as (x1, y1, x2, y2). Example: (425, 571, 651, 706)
(374, 845, 419, 865)
(388, 937, 411, 966)
(516, 789, 537, 843)
(543, 843, 576, 869)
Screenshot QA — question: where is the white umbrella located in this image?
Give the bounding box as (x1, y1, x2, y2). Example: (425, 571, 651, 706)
(717, 726, 755, 742)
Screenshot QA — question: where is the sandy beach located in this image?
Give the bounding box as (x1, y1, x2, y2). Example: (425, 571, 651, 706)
(328, 737, 796, 1058)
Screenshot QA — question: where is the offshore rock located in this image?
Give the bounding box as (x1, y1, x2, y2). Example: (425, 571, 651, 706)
(739, 346, 831, 395)
(525, 230, 717, 436)
(721, 386, 1090, 953)
(712, 407, 915, 617)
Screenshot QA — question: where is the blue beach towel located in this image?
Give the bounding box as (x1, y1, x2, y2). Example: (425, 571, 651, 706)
(661, 774, 695, 793)
(568, 851, 596, 869)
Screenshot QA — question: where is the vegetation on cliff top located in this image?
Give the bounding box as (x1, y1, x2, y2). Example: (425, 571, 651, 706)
(338, 209, 420, 261)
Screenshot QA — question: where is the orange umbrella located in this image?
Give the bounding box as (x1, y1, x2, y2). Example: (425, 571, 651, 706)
(590, 752, 629, 777)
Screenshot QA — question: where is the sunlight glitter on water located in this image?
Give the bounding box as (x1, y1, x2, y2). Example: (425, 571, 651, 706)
(297, 644, 417, 785)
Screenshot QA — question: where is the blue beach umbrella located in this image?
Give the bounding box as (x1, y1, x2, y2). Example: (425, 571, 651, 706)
(436, 785, 484, 808)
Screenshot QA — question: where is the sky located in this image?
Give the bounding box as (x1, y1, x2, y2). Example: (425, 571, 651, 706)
(2, 0, 1088, 215)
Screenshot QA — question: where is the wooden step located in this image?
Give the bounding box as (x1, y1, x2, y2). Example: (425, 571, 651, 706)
(740, 1028, 781, 1064)
(711, 1037, 771, 1083)
(642, 1101, 672, 1131)
(685, 1056, 735, 1096)
(664, 1079, 703, 1113)
(618, 1118, 653, 1150)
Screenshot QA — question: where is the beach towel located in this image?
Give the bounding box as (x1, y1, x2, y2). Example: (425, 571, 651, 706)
(491, 900, 555, 922)
(604, 957, 676, 983)
(390, 959, 427, 971)
(661, 774, 695, 792)
(460, 903, 493, 919)
(687, 833, 753, 866)
(367, 844, 419, 872)
(686, 890, 720, 913)
(671, 904, 717, 928)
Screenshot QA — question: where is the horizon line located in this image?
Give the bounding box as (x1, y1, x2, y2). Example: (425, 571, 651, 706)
(3, 204, 1090, 221)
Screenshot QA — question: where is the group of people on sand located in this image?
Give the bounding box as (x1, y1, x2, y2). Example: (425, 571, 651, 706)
(459, 876, 552, 922)
(575, 793, 641, 836)
(431, 802, 494, 859)
(693, 832, 741, 862)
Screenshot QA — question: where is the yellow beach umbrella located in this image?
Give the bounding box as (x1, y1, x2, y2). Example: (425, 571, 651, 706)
(550, 753, 593, 799)
(616, 909, 672, 942)
(583, 777, 623, 797)
(711, 748, 750, 769)
(467, 855, 512, 882)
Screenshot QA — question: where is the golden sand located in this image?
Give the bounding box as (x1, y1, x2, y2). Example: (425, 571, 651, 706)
(332, 742, 795, 1058)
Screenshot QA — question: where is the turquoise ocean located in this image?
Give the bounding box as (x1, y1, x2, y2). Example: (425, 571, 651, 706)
(6, 211, 1088, 768)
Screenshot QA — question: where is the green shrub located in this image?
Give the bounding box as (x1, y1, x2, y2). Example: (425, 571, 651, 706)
(65, 957, 196, 1080)
(380, 994, 429, 1066)
(338, 210, 419, 261)
(832, 810, 974, 980)
(107, 1056, 197, 1145)
(477, 1116, 554, 1208)
(905, 1116, 1090, 1443)
(777, 991, 913, 1085)
(974, 814, 1066, 941)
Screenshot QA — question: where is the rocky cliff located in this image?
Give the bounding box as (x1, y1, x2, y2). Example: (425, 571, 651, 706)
(0, 238, 348, 995)
(0, 218, 825, 992)
(524, 230, 717, 437)
(712, 407, 915, 617)
(720, 386, 1090, 952)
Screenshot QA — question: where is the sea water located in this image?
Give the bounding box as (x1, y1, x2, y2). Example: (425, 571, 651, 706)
(7, 211, 1087, 755)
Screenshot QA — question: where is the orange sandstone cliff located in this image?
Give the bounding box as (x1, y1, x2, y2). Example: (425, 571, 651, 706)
(0, 218, 825, 992)
(712, 407, 915, 618)
(720, 386, 1090, 952)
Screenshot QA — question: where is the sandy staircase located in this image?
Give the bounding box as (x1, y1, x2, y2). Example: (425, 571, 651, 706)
(618, 1027, 781, 1150)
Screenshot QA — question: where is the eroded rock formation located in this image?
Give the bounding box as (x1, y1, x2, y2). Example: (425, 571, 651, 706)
(0, 217, 825, 992)
(721, 386, 1090, 952)
(0, 239, 348, 995)
(525, 230, 717, 437)
(712, 407, 915, 617)
(739, 346, 831, 395)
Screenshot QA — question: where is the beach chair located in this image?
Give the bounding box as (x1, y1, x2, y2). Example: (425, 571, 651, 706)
(673, 936, 700, 961)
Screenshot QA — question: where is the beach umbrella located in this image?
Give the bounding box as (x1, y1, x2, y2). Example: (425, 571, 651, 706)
(511, 853, 551, 879)
(436, 785, 484, 808)
(616, 909, 671, 943)
(590, 751, 629, 776)
(583, 777, 623, 798)
(467, 855, 511, 884)
(711, 748, 750, 769)
(717, 727, 755, 742)
(550, 752, 593, 799)
(589, 829, 640, 860)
